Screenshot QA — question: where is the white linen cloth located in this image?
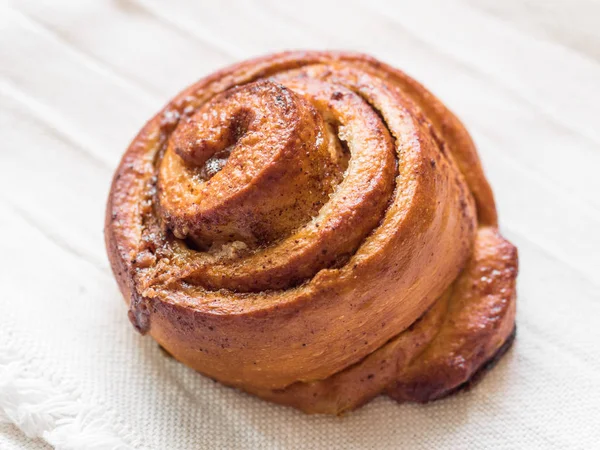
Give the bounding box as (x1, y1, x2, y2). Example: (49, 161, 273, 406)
(1, 0, 599, 448)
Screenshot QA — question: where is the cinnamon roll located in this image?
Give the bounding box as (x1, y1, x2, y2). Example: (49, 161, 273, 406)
(105, 51, 518, 414)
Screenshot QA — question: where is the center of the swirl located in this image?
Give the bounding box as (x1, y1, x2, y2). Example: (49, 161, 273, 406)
(157, 81, 346, 249)
(173, 107, 253, 180)
(198, 149, 231, 180)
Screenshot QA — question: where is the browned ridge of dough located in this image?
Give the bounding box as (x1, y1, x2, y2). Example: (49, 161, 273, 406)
(105, 51, 518, 414)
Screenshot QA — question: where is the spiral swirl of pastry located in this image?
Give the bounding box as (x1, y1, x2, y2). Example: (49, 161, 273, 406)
(106, 51, 517, 414)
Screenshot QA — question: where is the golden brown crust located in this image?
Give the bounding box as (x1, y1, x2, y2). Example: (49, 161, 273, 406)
(248, 227, 517, 413)
(105, 51, 517, 413)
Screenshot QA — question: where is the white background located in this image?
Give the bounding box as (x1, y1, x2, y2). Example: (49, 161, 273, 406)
(1, 0, 599, 448)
